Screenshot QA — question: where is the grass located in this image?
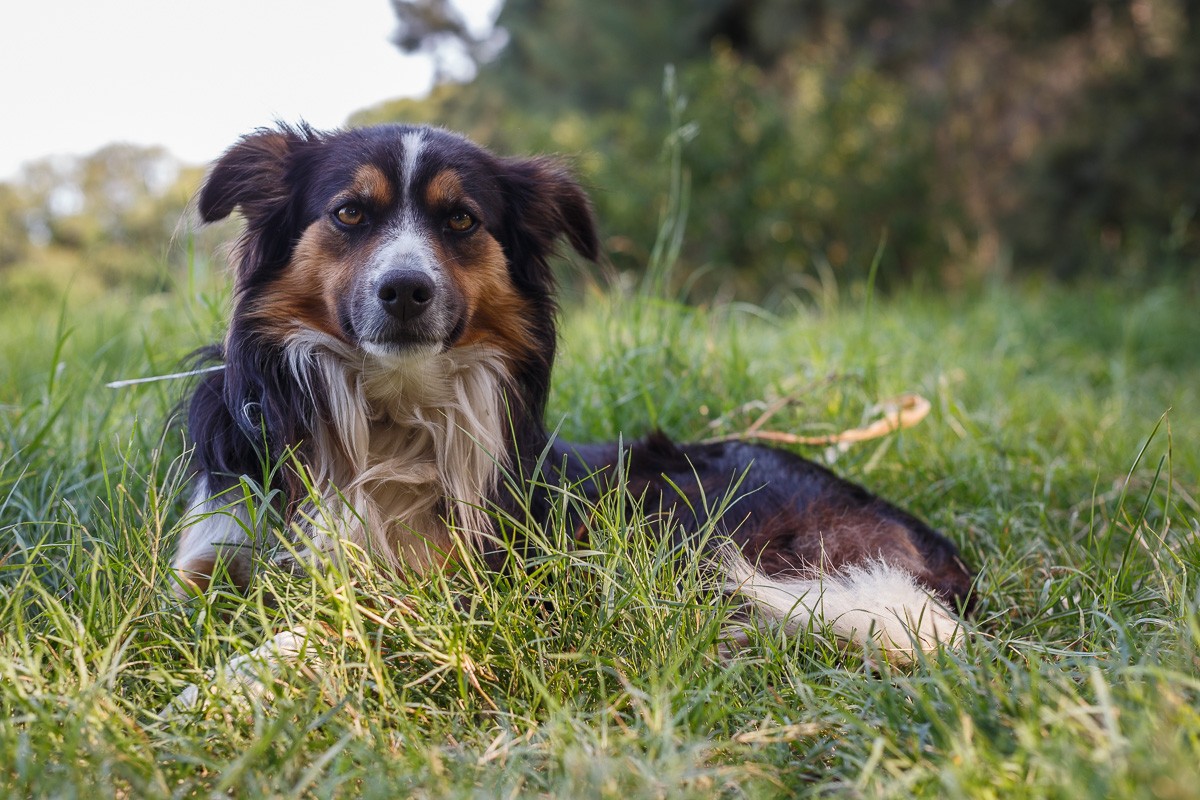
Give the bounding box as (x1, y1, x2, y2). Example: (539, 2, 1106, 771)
(0, 271, 1198, 798)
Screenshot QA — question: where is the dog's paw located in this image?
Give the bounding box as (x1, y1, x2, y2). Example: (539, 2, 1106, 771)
(163, 681, 203, 716)
(161, 626, 317, 718)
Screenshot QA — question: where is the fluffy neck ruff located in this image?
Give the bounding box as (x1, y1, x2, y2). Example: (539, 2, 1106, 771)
(284, 330, 512, 573)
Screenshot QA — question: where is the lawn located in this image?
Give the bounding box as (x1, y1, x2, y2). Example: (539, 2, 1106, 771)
(1, 272, 1198, 798)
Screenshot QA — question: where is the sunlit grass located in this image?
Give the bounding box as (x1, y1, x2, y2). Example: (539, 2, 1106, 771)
(1, 277, 1198, 797)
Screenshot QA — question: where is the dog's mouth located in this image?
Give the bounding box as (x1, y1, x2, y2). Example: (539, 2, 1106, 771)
(359, 338, 444, 366)
(362, 329, 444, 350)
(359, 308, 467, 353)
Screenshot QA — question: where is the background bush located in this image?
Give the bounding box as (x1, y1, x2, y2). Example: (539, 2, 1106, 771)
(368, 0, 1200, 295)
(3, 0, 1198, 303)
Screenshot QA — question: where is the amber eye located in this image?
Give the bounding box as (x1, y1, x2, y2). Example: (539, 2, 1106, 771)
(334, 204, 366, 226)
(446, 211, 475, 233)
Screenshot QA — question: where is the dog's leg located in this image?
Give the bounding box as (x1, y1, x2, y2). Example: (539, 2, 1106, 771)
(172, 483, 256, 597)
(721, 551, 964, 663)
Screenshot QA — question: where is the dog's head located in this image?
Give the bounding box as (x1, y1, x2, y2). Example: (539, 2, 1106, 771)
(200, 123, 598, 367)
(190, 124, 599, 489)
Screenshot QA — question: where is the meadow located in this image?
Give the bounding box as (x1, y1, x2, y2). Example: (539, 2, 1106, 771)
(1, 266, 1198, 797)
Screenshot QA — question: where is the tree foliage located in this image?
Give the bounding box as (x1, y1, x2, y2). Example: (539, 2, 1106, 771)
(0, 144, 226, 301)
(377, 0, 1200, 294)
(3, 1, 1195, 306)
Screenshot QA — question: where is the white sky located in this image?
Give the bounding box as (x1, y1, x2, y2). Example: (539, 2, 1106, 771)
(0, 0, 496, 181)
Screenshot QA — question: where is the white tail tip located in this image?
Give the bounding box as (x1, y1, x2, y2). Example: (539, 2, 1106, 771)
(720, 550, 965, 664)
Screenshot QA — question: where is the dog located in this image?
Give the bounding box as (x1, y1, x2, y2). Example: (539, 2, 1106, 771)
(171, 123, 973, 697)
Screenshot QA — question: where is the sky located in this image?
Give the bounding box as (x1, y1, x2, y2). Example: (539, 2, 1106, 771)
(0, 0, 495, 181)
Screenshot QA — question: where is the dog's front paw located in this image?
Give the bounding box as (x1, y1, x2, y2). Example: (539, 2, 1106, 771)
(161, 626, 318, 718)
(163, 681, 203, 716)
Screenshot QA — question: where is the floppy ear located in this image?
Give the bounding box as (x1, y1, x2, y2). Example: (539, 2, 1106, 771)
(198, 125, 312, 222)
(497, 156, 600, 291)
(198, 124, 318, 282)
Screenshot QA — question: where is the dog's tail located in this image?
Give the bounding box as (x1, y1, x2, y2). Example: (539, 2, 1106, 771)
(718, 549, 964, 663)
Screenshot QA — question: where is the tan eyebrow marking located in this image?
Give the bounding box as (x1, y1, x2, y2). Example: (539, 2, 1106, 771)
(349, 163, 395, 207)
(425, 169, 465, 209)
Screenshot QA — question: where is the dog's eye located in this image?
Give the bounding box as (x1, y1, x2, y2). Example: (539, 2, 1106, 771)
(334, 204, 366, 227)
(446, 211, 475, 233)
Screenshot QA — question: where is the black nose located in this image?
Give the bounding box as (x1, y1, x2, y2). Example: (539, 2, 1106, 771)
(375, 269, 436, 322)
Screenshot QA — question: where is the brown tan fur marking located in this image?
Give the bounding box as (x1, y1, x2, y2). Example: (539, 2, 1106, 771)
(350, 163, 395, 208)
(425, 168, 464, 210)
(444, 235, 538, 359)
(242, 224, 359, 342)
(424, 168, 539, 360)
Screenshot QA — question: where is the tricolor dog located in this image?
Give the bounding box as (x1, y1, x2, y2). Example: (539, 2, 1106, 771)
(173, 123, 972, 698)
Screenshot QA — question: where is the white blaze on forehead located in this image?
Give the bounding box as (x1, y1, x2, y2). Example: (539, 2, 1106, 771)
(400, 129, 427, 203)
(370, 129, 437, 282)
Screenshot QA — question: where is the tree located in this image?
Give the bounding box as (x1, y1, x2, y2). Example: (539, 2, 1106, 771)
(376, 0, 1200, 291)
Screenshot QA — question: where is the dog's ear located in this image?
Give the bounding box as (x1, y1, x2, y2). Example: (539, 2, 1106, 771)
(198, 126, 307, 223)
(496, 156, 600, 289)
(198, 125, 318, 280)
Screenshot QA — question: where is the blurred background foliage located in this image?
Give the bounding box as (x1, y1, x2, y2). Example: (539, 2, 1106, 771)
(0, 145, 233, 304)
(3, 0, 1197, 304)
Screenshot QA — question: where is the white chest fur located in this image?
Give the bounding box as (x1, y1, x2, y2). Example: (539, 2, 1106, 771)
(290, 333, 511, 572)
(171, 334, 511, 595)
